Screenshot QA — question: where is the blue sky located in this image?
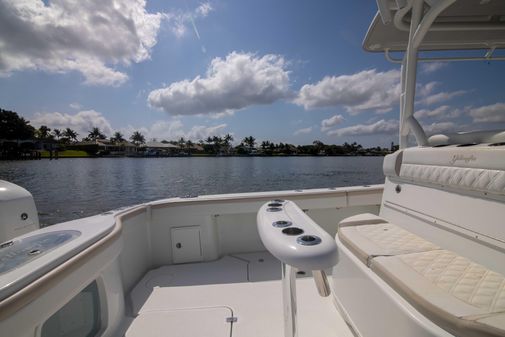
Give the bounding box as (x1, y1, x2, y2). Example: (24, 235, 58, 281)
(1, 0, 504, 147)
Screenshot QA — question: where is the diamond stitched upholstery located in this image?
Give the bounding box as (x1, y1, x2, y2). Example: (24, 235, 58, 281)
(372, 250, 505, 337)
(356, 224, 439, 255)
(400, 250, 505, 312)
(338, 220, 439, 265)
(400, 163, 505, 195)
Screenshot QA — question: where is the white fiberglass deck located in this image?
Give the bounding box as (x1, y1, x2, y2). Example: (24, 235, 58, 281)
(124, 252, 352, 337)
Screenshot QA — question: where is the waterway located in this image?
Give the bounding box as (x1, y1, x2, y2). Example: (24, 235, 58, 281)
(0, 156, 384, 225)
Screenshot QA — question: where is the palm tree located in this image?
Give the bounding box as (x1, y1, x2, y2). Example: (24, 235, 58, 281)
(36, 125, 51, 139)
(88, 127, 106, 141)
(242, 136, 256, 149)
(313, 140, 325, 154)
(186, 140, 194, 153)
(222, 134, 234, 154)
(130, 131, 145, 146)
(261, 140, 270, 151)
(178, 137, 186, 150)
(223, 133, 234, 146)
(52, 128, 62, 141)
(63, 128, 78, 142)
(111, 131, 125, 144)
(212, 136, 223, 154)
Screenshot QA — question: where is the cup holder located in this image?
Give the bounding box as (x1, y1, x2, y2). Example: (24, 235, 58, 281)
(273, 220, 292, 228)
(268, 202, 283, 208)
(296, 235, 321, 246)
(282, 227, 304, 236)
(267, 207, 282, 212)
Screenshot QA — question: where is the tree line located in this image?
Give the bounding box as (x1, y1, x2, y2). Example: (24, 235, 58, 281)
(1, 108, 395, 156)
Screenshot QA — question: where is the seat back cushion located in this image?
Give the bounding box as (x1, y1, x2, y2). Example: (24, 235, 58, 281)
(396, 146, 505, 197)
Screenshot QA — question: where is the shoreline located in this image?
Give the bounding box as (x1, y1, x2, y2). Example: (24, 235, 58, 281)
(1, 153, 387, 161)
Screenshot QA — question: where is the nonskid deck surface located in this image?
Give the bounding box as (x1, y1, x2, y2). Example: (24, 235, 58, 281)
(125, 252, 352, 337)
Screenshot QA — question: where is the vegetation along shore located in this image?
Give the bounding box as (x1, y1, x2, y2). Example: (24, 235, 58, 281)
(1, 108, 397, 160)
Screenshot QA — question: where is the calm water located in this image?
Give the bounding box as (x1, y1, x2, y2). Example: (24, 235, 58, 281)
(0, 157, 384, 226)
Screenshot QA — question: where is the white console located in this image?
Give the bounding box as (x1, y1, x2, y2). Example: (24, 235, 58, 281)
(257, 199, 339, 337)
(257, 199, 338, 271)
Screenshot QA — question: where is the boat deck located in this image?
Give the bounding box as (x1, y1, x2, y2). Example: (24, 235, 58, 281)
(123, 252, 353, 337)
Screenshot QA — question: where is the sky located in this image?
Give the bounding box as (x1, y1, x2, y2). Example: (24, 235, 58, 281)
(0, 0, 504, 147)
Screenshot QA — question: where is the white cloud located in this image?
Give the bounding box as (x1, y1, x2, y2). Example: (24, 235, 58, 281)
(294, 127, 312, 135)
(121, 120, 227, 141)
(31, 110, 114, 137)
(294, 69, 402, 114)
(31, 107, 229, 141)
(418, 90, 467, 106)
(414, 105, 461, 119)
(184, 123, 227, 140)
(196, 2, 213, 17)
(209, 111, 235, 119)
(469, 103, 505, 123)
(69, 102, 82, 110)
(0, 0, 165, 86)
(421, 62, 448, 74)
(166, 1, 214, 38)
(417, 81, 438, 97)
(423, 122, 458, 134)
(327, 119, 399, 137)
(294, 69, 466, 114)
(321, 114, 344, 132)
(148, 52, 291, 116)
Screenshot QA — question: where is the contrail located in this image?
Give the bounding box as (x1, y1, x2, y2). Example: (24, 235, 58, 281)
(190, 14, 206, 53)
(184, 0, 206, 53)
(190, 15, 201, 40)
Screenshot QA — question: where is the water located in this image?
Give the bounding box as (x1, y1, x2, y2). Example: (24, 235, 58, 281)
(0, 157, 384, 226)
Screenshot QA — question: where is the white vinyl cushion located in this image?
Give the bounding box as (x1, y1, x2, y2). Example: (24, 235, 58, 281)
(372, 250, 505, 337)
(338, 213, 387, 227)
(400, 250, 505, 313)
(338, 222, 439, 265)
(400, 163, 505, 195)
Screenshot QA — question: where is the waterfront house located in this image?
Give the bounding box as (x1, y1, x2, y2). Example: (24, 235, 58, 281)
(141, 141, 179, 156)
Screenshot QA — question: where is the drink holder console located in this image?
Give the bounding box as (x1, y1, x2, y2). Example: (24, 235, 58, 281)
(257, 200, 338, 337)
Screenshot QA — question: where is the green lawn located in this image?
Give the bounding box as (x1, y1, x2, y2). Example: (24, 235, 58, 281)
(40, 150, 90, 158)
